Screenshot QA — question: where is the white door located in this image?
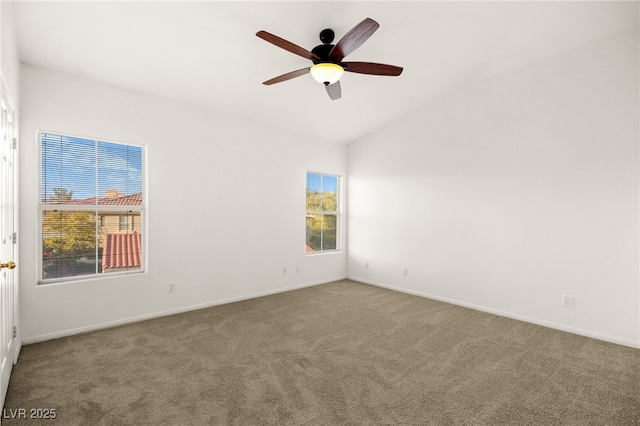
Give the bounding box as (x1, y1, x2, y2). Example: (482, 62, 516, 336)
(0, 75, 16, 409)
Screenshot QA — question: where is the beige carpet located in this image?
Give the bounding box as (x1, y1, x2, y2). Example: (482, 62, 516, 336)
(4, 280, 640, 425)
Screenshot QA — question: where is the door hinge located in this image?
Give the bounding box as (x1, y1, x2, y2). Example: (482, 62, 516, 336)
(13, 326, 17, 338)
(11, 232, 16, 244)
(12, 137, 17, 149)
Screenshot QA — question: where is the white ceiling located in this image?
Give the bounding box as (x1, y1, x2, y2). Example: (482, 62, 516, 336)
(11, 1, 639, 144)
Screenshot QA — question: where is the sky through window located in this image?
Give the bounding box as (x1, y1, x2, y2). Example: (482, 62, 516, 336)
(41, 133, 143, 201)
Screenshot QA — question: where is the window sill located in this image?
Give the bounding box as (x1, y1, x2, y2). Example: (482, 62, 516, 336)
(305, 249, 343, 256)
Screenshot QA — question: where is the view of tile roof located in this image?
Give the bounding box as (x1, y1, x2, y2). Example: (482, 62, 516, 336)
(305, 244, 315, 253)
(102, 233, 142, 270)
(96, 192, 142, 206)
(43, 191, 142, 206)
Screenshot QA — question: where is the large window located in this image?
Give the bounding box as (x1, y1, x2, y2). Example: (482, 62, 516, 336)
(39, 132, 144, 283)
(306, 172, 340, 253)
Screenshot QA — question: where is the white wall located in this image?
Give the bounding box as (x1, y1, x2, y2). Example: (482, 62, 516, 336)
(348, 31, 640, 348)
(19, 65, 347, 342)
(1, 0, 19, 97)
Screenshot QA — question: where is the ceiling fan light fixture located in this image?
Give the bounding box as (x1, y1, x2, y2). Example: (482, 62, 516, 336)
(310, 63, 344, 85)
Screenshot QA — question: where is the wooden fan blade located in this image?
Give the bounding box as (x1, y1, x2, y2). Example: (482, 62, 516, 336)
(329, 18, 380, 62)
(325, 81, 341, 100)
(342, 62, 403, 76)
(256, 31, 321, 61)
(262, 67, 310, 85)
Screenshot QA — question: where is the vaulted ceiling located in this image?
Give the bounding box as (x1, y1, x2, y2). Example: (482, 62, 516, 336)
(11, 1, 639, 144)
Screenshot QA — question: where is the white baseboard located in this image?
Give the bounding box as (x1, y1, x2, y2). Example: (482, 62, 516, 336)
(14, 341, 21, 362)
(349, 275, 640, 350)
(22, 276, 347, 345)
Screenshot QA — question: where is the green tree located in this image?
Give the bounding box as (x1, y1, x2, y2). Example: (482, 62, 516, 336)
(51, 187, 73, 202)
(42, 188, 97, 277)
(306, 190, 338, 251)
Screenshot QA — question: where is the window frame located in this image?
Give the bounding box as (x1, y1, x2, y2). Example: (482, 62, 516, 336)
(37, 130, 147, 284)
(305, 171, 342, 254)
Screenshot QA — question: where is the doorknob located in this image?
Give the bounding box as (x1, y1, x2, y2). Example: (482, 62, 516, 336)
(0, 261, 16, 270)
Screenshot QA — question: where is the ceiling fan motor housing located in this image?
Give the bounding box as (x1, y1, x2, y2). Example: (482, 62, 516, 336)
(311, 45, 335, 64)
(311, 28, 337, 65)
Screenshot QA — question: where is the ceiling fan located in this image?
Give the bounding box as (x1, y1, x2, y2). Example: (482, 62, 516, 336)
(256, 18, 403, 100)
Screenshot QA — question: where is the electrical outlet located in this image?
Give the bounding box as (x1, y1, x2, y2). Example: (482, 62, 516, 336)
(402, 268, 408, 276)
(282, 267, 288, 276)
(168, 282, 175, 293)
(296, 265, 301, 273)
(562, 295, 574, 308)
(364, 262, 369, 270)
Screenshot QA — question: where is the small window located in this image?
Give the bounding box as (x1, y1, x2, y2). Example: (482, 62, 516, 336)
(39, 132, 144, 283)
(306, 172, 340, 253)
(119, 214, 135, 231)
